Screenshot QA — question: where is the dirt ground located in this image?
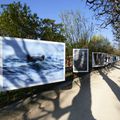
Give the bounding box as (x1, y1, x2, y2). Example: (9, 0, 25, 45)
(0, 62, 120, 120)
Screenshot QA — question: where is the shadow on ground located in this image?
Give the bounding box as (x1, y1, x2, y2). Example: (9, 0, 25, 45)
(98, 69, 120, 101)
(0, 73, 96, 120)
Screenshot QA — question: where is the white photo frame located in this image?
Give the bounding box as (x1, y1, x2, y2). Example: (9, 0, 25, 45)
(92, 52, 107, 67)
(73, 49, 89, 73)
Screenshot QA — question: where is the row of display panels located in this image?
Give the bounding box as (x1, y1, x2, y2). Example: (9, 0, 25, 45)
(73, 50, 120, 72)
(92, 52, 120, 67)
(0, 37, 120, 91)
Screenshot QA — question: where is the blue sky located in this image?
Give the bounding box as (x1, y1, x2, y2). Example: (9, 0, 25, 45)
(0, 0, 114, 44)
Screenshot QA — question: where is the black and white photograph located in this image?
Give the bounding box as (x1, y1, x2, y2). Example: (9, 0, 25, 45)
(1, 37, 65, 91)
(92, 52, 106, 67)
(73, 49, 89, 72)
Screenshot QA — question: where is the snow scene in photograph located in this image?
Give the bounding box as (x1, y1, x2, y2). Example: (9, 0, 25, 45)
(1, 37, 65, 91)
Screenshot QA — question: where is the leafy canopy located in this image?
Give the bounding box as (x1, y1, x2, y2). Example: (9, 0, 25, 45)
(0, 1, 66, 42)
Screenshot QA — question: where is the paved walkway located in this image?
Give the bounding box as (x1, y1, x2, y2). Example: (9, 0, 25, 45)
(0, 62, 120, 120)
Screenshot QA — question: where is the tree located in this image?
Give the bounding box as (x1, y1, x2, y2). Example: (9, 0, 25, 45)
(40, 18, 66, 42)
(60, 10, 94, 56)
(0, 2, 40, 39)
(0, 2, 66, 42)
(89, 35, 114, 53)
(60, 10, 93, 44)
(86, 0, 120, 42)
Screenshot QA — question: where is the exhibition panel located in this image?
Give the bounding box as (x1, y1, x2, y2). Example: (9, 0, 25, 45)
(0, 37, 65, 91)
(73, 49, 89, 72)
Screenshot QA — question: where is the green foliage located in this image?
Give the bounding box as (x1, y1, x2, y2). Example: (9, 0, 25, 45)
(0, 2, 40, 39)
(89, 35, 114, 53)
(0, 2, 66, 42)
(40, 18, 66, 42)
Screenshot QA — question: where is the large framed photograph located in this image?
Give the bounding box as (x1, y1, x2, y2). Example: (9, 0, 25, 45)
(0, 37, 65, 91)
(92, 52, 107, 67)
(73, 49, 89, 72)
